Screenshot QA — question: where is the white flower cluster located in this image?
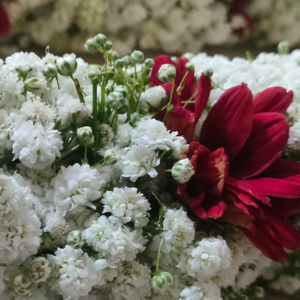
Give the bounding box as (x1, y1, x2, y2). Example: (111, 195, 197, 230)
(4, 0, 243, 55)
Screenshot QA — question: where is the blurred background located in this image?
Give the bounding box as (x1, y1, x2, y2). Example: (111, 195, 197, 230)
(0, 0, 297, 61)
(0, 1, 299, 299)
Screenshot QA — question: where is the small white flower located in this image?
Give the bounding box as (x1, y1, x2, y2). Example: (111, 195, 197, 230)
(102, 187, 150, 227)
(99, 123, 114, 147)
(179, 281, 222, 300)
(119, 146, 160, 182)
(289, 120, 300, 150)
(115, 123, 132, 147)
(57, 53, 77, 76)
(47, 246, 98, 300)
(140, 86, 167, 108)
(171, 158, 194, 184)
(13, 274, 32, 296)
(44, 211, 70, 240)
(29, 257, 52, 283)
(52, 164, 104, 215)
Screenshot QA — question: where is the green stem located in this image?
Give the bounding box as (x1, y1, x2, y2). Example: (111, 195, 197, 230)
(152, 193, 163, 207)
(54, 144, 80, 164)
(55, 76, 60, 89)
(83, 146, 88, 164)
(210, 79, 225, 91)
(165, 169, 172, 173)
(71, 75, 85, 103)
(92, 79, 98, 142)
(177, 70, 189, 95)
(156, 237, 164, 274)
(183, 90, 198, 108)
(162, 79, 175, 122)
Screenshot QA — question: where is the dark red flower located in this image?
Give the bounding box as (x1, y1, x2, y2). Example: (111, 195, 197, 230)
(150, 55, 211, 143)
(0, 0, 11, 36)
(177, 84, 299, 261)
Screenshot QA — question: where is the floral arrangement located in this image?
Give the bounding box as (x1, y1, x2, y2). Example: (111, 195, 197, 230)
(2, 0, 250, 55)
(1, 33, 300, 300)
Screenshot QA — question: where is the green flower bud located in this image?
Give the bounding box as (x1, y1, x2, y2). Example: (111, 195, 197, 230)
(105, 80, 114, 94)
(151, 272, 173, 293)
(56, 55, 77, 77)
(14, 275, 33, 296)
(67, 230, 85, 249)
(114, 85, 128, 97)
(185, 62, 194, 71)
(77, 126, 94, 147)
(182, 52, 195, 60)
(29, 257, 52, 283)
(204, 68, 213, 78)
(117, 105, 128, 114)
(115, 59, 124, 69)
(107, 92, 125, 110)
(171, 56, 178, 64)
(122, 56, 131, 67)
(108, 50, 119, 61)
(44, 63, 58, 78)
(145, 58, 154, 68)
(171, 158, 195, 184)
(87, 65, 101, 81)
(93, 33, 107, 48)
(103, 41, 113, 51)
(130, 112, 140, 126)
(104, 148, 120, 165)
(278, 40, 291, 55)
(85, 38, 97, 53)
(24, 76, 45, 92)
(157, 64, 176, 83)
(130, 50, 144, 64)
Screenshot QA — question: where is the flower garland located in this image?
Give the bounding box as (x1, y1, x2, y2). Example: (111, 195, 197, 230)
(0, 33, 300, 300)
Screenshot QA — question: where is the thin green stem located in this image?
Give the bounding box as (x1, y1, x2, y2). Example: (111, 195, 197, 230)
(183, 90, 198, 108)
(162, 79, 175, 122)
(177, 70, 189, 95)
(83, 146, 88, 164)
(71, 75, 85, 103)
(155, 237, 164, 274)
(152, 193, 163, 207)
(92, 79, 98, 143)
(55, 76, 60, 89)
(165, 169, 172, 173)
(210, 79, 225, 91)
(54, 144, 80, 164)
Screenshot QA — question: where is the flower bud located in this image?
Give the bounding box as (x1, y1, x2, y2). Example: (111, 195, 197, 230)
(85, 38, 97, 53)
(94, 33, 107, 48)
(24, 76, 46, 92)
(77, 126, 94, 147)
(115, 59, 124, 69)
(204, 68, 213, 78)
(107, 92, 125, 110)
(108, 50, 119, 61)
(103, 41, 113, 51)
(171, 158, 195, 184)
(122, 56, 131, 67)
(171, 56, 178, 64)
(56, 55, 77, 77)
(105, 80, 114, 94)
(145, 58, 154, 68)
(29, 257, 52, 283)
(13, 275, 33, 296)
(44, 63, 58, 78)
(157, 64, 176, 83)
(67, 230, 85, 249)
(182, 52, 195, 60)
(151, 272, 173, 293)
(140, 86, 167, 108)
(278, 40, 291, 55)
(104, 148, 120, 165)
(114, 85, 128, 97)
(130, 112, 140, 126)
(87, 65, 101, 81)
(130, 50, 144, 64)
(185, 62, 194, 71)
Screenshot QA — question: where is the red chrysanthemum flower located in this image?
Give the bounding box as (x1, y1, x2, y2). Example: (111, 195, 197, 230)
(177, 83, 300, 261)
(0, 0, 11, 36)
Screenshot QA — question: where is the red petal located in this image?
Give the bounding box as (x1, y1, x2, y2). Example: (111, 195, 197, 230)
(241, 227, 286, 261)
(200, 148, 229, 196)
(165, 107, 195, 143)
(200, 83, 253, 159)
(255, 213, 300, 251)
(225, 176, 271, 205)
(188, 142, 211, 177)
(150, 55, 176, 87)
(194, 73, 212, 122)
(253, 87, 293, 114)
(230, 112, 289, 179)
(219, 203, 255, 231)
(0, 6, 10, 36)
(269, 197, 300, 217)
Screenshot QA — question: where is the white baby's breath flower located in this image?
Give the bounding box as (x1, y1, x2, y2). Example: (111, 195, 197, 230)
(289, 121, 300, 150)
(179, 281, 222, 300)
(99, 123, 114, 147)
(140, 86, 167, 108)
(119, 146, 160, 182)
(114, 123, 132, 147)
(44, 211, 70, 241)
(11, 120, 63, 169)
(29, 257, 52, 283)
(171, 158, 194, 184)
(47, 246, 98, 300)
(52, 164, 104, 216)
(102, 187, 150, 227)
